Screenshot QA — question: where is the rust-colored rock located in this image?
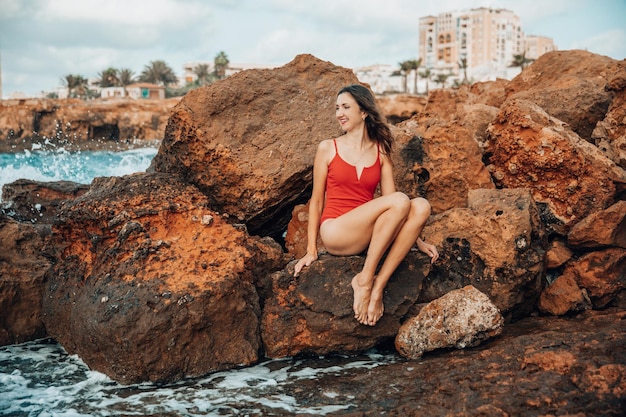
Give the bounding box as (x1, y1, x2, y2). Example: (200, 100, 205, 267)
(395, 285, 504, 359)
(545, 238, 574, 269)
(149, 54, 358, 240)
(505, 50, 620, 140)
(283, 202, 325, 259)
(564, 247, 626, 309)
(0, 98, 178, 152)
(420, 188, 546, 318)
(567, 200, 626, 249)
(538, 273, 592, 316)
(1, 179, 89, 223)
(42, 172, 285, 384)
(0, 213, 50, 345)
(393, 85, 496, 213)
(592, 68, 626, 169)
(376, 94, 427, 124)
(261, 251, 431, 358)
(486, 98, 626, 232)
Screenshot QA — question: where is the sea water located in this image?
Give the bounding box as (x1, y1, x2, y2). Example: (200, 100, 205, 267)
(0, 146, 158, 200)
(0, 147, 399, 416)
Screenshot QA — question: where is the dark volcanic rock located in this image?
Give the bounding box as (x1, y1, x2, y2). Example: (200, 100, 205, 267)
(42, 172, 285, 384)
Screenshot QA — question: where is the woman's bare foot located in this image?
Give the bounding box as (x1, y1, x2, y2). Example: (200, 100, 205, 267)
(351, 273, 372, 324)
(366, 291, 384, 326)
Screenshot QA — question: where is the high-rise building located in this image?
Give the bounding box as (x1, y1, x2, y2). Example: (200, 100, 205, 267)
(418, 7, 556, 82)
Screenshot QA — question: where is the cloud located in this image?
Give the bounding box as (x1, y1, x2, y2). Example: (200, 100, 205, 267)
(571, 29, 626, 59)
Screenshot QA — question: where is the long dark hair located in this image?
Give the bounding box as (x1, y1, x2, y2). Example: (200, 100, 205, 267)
(338, 84, 393, 155)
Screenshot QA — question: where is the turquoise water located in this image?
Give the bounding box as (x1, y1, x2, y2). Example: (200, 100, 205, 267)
(0, 147, 158, 200)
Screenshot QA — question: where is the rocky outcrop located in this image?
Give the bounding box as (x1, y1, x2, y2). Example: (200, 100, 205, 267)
(292, 308, 625, 416)
(0, 98, 179, 152)
(41, 172, 285, 384)
(0, 51, 625, 396)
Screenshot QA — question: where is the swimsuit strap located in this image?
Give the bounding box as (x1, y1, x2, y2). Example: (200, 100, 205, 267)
(333, 138, 338, 153)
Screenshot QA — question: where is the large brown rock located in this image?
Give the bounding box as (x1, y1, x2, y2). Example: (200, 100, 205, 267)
(564, 247, 626, 309)
(0, 213, 50, 345)
(393, 85, 496, 214)
(505, 50, 620, 141)
(149, 54, 358, 240)
(261, 251, 432, 358)
(420, 188, 546, 319)
(486, 98, 626, 233)
(42, 172, 285, 384)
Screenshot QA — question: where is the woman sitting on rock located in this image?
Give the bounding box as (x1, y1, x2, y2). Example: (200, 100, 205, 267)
(294, 84, 439, 326)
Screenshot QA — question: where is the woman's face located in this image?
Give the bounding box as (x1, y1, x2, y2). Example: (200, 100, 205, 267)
(336, 92, 366, 132)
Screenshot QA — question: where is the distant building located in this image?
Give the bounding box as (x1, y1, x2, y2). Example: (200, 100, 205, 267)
(100, 83, 164, 99)
(525, 35, 558, 60)
(353, 64, 404, 94)
(418, 7, 556, 83)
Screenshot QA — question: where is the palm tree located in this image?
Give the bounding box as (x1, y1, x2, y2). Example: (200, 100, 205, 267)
(95, 67, 119, 88)
(407, 58, 422, 94)
(214, 51, 229, 80)
(510, 51, 533, 70)
(194, 64, 212, 86)
(419, 68, 432, 95)
(61, 74, 88, 98)
(458, 57, 469, 84)
(434, 73, 451, 89)
(118, 68, 136, 95)
(139, 60, 178, 86)
(398, 60, 413, 93)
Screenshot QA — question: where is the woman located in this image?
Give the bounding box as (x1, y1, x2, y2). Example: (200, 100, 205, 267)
(294, 84, 438, 326)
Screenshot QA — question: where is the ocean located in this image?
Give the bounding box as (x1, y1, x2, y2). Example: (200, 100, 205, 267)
(0, 146, 399, 416)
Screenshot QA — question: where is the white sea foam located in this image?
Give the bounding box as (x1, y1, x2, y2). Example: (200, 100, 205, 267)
(0, 339, 399, 416)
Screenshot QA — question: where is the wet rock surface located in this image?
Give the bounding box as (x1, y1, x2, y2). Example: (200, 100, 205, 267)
(284, 308, 625, 416)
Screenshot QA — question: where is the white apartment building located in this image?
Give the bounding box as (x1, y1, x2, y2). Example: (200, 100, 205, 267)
(418, 7, 556, 83)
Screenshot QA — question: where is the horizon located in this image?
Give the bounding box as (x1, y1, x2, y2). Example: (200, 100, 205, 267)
(1, 0, 625, 98)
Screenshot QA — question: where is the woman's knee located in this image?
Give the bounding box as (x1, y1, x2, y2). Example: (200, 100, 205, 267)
(389, 192, 411, 214)
(410, 197, 431, 219)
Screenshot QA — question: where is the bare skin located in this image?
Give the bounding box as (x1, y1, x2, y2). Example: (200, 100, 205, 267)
(294, 91, 439, 326)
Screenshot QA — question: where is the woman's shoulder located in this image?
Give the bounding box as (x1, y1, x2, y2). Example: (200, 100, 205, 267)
(315, 139, 336, 164)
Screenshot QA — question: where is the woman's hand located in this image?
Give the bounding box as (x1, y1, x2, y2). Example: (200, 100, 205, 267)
(294, 252, 318, 277)
(417, 239, 439, 264)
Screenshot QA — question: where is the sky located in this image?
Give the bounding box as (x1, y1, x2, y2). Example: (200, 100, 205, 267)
(1, 0, 625, 98)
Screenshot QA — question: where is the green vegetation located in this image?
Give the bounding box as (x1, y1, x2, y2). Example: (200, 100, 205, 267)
(510, 51, 534, 70)
(60, 52, 234, 100)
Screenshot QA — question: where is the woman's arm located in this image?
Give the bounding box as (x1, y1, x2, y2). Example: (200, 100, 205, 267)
(294, 140, 331, 276)
(379, 153, 396, 196)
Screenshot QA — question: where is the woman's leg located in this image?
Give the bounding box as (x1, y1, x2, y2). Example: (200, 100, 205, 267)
(320, 192, 411, 324)
(366, 197, 431, 325)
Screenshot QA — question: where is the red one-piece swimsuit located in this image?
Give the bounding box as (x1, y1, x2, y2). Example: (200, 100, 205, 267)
(320, 138, 381, 223)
